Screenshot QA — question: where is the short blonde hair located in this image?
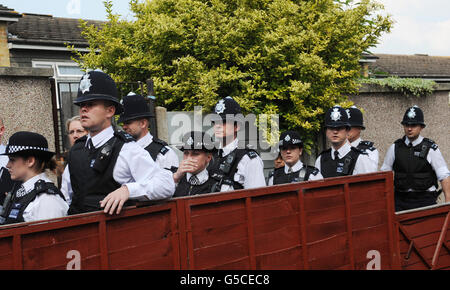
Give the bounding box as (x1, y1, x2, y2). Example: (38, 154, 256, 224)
(65, 115, 82, 132)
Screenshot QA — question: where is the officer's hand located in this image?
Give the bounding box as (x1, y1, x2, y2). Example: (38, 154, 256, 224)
(173, 159, 198, 183)
(100, 185, 130, 215)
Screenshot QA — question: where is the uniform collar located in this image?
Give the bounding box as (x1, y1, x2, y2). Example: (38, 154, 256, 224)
(22, 172, 50, 194)
(221, 138, 239, 157)
(86, 126, 114, 149)
(331, 140, 351, 160)
(284, 160, 303, 174)
(350, 137, 362, 148)
(136, 131, 153, 149)
(404, 135, 423, 147)
(186, 168, 209, 185)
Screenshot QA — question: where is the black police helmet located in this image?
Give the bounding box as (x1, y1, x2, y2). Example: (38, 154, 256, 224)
(118, 92, 153, 123)
(1, 131, 55, 161)
(401, 105, 426, 127)
(346, 106, 365, 130)
(176, 131, 217, 153)
(324, 106, 351, 129)
(73, 70, 123, 114)
(278, 130, 303, 150)
(211, 96, 243, 124)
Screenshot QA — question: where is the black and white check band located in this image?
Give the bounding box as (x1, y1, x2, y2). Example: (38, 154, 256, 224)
(6, 145, 50, 153)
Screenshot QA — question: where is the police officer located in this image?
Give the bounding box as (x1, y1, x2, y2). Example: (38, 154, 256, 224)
(208, 96, 266, 191)
(267, 151, 284, 185)
(0, 132, 68, 224)
(173, 131, 216, 197)
(60, 70, 175, 215)
(381, 105, 450, 211)
(119, 92, 179, 172)
(269, 130, 322, 185)
(315, 106, 375, 178)
(0, 117, 19, 205)
(346, 106, 379, 171)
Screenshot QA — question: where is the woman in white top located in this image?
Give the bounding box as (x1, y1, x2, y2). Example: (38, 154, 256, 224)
(0, 131, 68, 225)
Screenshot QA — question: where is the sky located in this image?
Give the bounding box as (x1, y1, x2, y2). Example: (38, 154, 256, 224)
(2, 0, 450, 56)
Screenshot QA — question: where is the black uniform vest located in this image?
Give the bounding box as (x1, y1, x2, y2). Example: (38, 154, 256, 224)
(320, 147, 362, 178)
(393, 137, 438, 192)
(272, 165, 319, 185)
(1, 180, 65, 225)
(67, 131, 134, 215)
(173, 175, 216, 197)
(208, 147, 259, 191)
(144, 138, 169, 161)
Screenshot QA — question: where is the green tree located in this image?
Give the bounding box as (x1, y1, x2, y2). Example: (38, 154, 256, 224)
(71, 0, 392, 151)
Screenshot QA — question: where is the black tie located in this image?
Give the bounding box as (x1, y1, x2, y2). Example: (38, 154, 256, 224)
(217, 149, 223, 157)
(86, 139, 95, 153)
(334, 150, 339, 160)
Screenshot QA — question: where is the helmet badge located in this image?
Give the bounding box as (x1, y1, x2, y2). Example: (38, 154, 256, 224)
(331, 108, 341, 121)
(80, 74, 92, 94)
(215, 99, 226, 114)
(407, 107, 416, 119)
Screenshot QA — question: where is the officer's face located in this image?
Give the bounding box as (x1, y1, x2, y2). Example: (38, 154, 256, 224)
(213, 120, 239, 144)
(6, 155, 35, 182)
(326, 127, 348, 148)
(280, 145, 302, 167)
(182, 150, 212, 174)
(68, 120, 87, 147)
(347, 127, 362, 143)
(403, 124, 423, 140)
(122, 118, 148, 140)
(79, 100, 115, 136)
(274, 154, 285, 169)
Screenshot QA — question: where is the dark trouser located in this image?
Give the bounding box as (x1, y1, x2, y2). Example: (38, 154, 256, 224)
(394, 191, 438, 212)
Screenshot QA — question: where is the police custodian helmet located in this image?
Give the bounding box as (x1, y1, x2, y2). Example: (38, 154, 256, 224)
(118, 92, 153, 123)
(401, 105, 426, 127)
(176, 131, 217, 153)
(279, 130, 303, 149)
(73, 69, 123, 114)
(324, 106, 351, 129)
(212, 96, 243, 123)
(346, 106, 365, 130)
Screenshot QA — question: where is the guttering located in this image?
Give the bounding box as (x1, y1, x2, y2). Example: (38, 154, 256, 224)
(8, 42, 90, 52)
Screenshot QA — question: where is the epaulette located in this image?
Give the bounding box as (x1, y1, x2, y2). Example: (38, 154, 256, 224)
(34, 180, 66, 201)
(307, 166, 320, 176)
(423, 138, 438, 151)
(360, 140, 374, 147)
(114, 130, 135, 143)
(357, 140, 376, 152)
(154, 138, 170, 155)
(351, 146, 367, 155)
(246, 149, 259, 159)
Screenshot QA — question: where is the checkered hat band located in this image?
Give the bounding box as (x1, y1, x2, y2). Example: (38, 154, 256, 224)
(7, 145, 49, 153)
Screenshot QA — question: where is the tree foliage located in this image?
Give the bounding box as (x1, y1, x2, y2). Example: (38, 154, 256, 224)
(71, 0, 392, 151)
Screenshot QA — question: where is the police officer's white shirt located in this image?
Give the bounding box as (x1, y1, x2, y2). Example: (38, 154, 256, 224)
(314, 140, 376, 175)
(61, 126, 175, 202)
(267, 160, 323, 185)
(350, 137, 379, 171)
(186, 168, 209, 185)
(136, 132, 179, 170)
(219, 138, 266, 191)
(21, 173, 69, 222)
(380, 135, 450, 191)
